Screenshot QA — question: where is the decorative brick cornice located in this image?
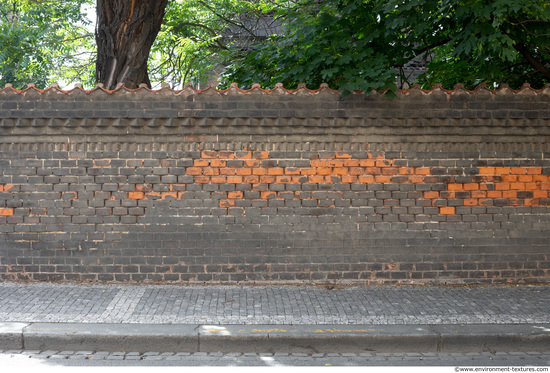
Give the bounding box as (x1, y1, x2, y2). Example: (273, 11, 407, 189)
(2, 81, 550, 96)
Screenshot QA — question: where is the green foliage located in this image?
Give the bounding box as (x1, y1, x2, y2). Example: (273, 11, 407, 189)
(1, 0, 548, 92)
(149, 0, 270, 88)
(220, 0, 550, 95)
(419, 0, 550, 90)
(0, 0, 95, 89)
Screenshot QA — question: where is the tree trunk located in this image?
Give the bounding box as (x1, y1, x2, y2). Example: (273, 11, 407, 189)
(95, 0, 168, 90)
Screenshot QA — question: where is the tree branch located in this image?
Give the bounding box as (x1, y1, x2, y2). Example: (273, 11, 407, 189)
(171, 22, 229, 50)
(513, 42, 550, 80)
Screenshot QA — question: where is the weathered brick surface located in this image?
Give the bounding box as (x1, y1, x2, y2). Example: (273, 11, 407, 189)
(0, 83, 549, 284)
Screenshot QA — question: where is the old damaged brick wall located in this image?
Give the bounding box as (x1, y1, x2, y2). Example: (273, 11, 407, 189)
(0, 82, 549, 284)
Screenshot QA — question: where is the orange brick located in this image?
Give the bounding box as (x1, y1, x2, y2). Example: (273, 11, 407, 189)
(375, 176, 392, 183)
(344, 160, 359, 167)
(359, 160, 375, 167)
(210, 160, 227, 167)
(479, 167, 496, 175)
(341, 176, 357, 183)
(399, 168, 414, 175)
(236, 168, 252, 176)
(511, 167, 527, 175)
(471, 191, 487, 198)
(201, 151, 218, 159)
(463, 199, 478, 206)
(335, 152, 353, 159)
(510, 183, 526, 190)
(525, 182, 538, 190)
(220, 168, 237, 175)
(533, 175, 548, 182)
(0, 185, 14, 192)
(211, 176, 226, 184)
(284, 167, 301, 175)
(135, 185, 151, 192)
(527, 167, 542, 175)
(327, 160, 344, 167)
(440, 191, 455, 199)
(542, 182, 550, 190)
(244, 176, 259, 184)
(376, 160, 392, 167)
(497, 167, 512, 175)
(128, 192, 144, 199)
(226, 176, 243, 184)
(292, 176, 307, 183)
(495, 183, 511, 191)
(267, 168, 284, 176)
(349, 167, 364, 176)
(463, 183, 479, 191)
(518, 175, 533, 182)
(202, 168, 219, 176)
(365, 167, 381, 175)
(252, 168, 267, 175)
(324, 176, 341, 183)
(300, 168, 317, 175)
(228, 191, 243, 199)
(186, 167, 202, 175)
(261, 191, 277, 199)
(259, 176, 276, 183)
(308, 176, 325, 183)
(244, 160, 260, 167)
(194, 176, 210, 184)
(0, 208, 14, 216)
(447, 184, 463, 191)
(316, 167, 333, 176)
(502, 175, 518, 182)
(423, 191, 439, 199)
(533, 190, 548, 198)
(358, 176, 375, 183)
(219, 200, 235, 207)
(487, 191, 502, 198)
(415, 168, 431, 175)
(439, 207, 455, 215)
(161, 192, 178, 200)
(194, 159, 209, 167)
(407, 176, 424, 183)
(311, 160, 327, 167)
(502, 191, 517, 198)
(333, 168, 349, 175)
(252, 151, 269, 159)
(276, 176, 292, 184)
(381, 168, 398, 175)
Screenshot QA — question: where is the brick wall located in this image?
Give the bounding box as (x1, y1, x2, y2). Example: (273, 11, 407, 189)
(0, 83, 549, 284)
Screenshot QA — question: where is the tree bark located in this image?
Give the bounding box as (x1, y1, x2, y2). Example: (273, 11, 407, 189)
(95, 0, 168, 89)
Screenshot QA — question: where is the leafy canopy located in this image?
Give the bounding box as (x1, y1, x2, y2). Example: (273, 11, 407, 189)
(220, 0, 550, 95)
(0, 0, 548, 92)
(0, 0, 95, 89)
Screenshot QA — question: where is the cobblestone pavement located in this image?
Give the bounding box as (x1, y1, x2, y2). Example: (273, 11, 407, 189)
(0, 282, 549, 325)
(1, 350, 549, 366)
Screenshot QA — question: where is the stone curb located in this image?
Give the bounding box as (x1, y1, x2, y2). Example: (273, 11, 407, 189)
(1, 323, 549, 353)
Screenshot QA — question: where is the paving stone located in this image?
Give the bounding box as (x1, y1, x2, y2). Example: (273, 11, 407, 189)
(0, 283, 548, 325)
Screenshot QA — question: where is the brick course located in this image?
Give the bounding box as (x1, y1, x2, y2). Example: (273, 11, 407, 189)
(0, 83, 549, 284)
